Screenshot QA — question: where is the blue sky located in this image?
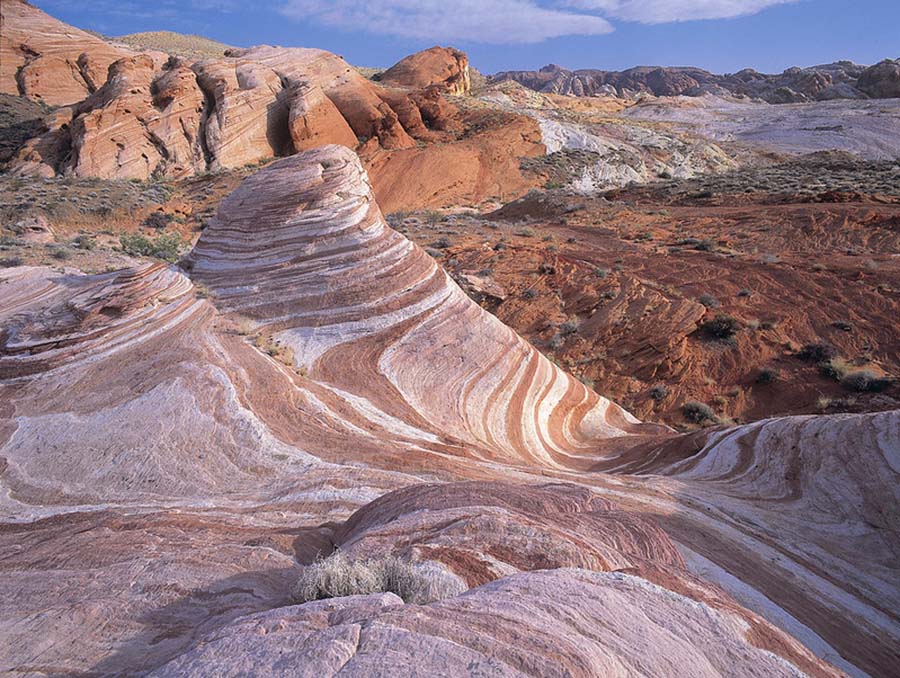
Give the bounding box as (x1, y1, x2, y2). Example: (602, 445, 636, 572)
(32, 0, 898, 74)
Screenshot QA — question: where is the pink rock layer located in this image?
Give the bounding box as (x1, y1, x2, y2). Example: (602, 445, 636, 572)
(1, 146, 896, 677)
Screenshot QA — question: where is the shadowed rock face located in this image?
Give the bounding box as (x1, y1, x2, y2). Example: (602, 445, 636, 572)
(1, 147, 897, 677)
(492, 60, 900, 103)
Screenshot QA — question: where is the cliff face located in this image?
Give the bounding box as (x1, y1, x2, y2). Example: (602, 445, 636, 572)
(492, 59, 900, 103)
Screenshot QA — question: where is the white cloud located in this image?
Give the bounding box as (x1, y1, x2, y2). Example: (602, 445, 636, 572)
(280, 0, 613, 44)
(279, 0, 797, 43)
(562, 0, 797, 24)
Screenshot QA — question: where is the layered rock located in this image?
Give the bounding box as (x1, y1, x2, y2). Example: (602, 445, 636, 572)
(186, 145, 649, 465)
(0, 0, 130, 106)
(379, 46, 471, 95)
(492, 60, 894, 103)
(2, 2, 542, 209)
(148, 569, 839, 678)
(1, 146, 896, 677)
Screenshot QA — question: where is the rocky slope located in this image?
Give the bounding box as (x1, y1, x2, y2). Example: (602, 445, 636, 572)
(0, 2, 543, 210)
(493, 59, 900, 103)
(1, 146, 897, 677)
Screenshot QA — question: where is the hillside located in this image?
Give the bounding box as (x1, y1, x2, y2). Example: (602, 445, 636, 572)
(112, 30, 236, 59)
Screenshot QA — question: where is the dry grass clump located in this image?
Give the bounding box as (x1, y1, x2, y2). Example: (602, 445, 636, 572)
(292, 552, 465, 605)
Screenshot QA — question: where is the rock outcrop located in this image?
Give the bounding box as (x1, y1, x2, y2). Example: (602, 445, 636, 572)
(1, 4, 542, 209)
(0, 0, 130, 106)
(2, 147, 897, 677)
(857, 59, 900, 99)
(379, 46, 471, 95)
(492, 60, 896, 103)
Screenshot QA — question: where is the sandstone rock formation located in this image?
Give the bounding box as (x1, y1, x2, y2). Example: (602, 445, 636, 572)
(378, 46, 471, 95)
(1, 4, 542, 210)
(0, 0, 130, 106)
(1, 146, 897, 676)
(492, 60, 895, 103)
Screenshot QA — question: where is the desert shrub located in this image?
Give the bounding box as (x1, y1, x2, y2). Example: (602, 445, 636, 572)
(0, 256, 23, 267)
(700, 315, 741, 340)
(693, 240, 714, 252)
(594, 267, 609, 279)
(120, 233, 185, 262)
(429, 237, 452, 249)
(841, 370, 892, 393)
(682, 400, 718, 424)
(516, 227, 536, 237)
(292, 552, 464, 605)
(143, 211, 173, 230)
(796, 342, 837, 363)
(523, 288, 539, 299)
(649, 384, 669, 401)
(819, 359, 848, 381)
(548, 334, 564, 349)
(74, 234, 96, 250)
(756, 368, 779, 384)
(698, 294, 720, 308)
(559, 318, 579, 335)
(424, 247, 443, 258)
(49, 246, 71, 260)
(493, 242, 507, 251)
(538, 264, 556, 275)
(736, 289, 752, 298)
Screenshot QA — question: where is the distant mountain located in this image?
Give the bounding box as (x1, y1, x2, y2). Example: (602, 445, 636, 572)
(491, 59, 900, 103)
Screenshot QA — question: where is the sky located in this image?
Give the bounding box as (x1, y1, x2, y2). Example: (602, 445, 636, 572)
(31, 0, 898, 74)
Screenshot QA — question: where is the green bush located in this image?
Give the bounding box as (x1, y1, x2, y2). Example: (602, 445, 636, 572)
(120, 233, 185, 262)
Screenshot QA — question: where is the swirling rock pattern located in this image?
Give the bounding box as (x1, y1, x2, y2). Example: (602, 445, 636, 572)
(187, 145, 656, 466)
(1, 146, 897, 677)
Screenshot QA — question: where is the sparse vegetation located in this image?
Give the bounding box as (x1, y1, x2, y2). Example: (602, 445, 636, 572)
(698, 294, 720, 308)
(841, 370, 892, 393)
(796, 342, 837, 363)
(119, 233, 186, 262)
(756, 368, 779, 384)
(649, 384, 669, 401)
(559, 318, 579, 335)
(682, 400, 718, 425)
(292, 551, 464, 605)
(699, 314, 741, 341)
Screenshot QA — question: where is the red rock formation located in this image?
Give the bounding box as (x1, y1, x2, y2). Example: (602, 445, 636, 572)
(379, 46, 471, 95)
(2, 4, 542, 209)
(0, 0, 130, 106)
